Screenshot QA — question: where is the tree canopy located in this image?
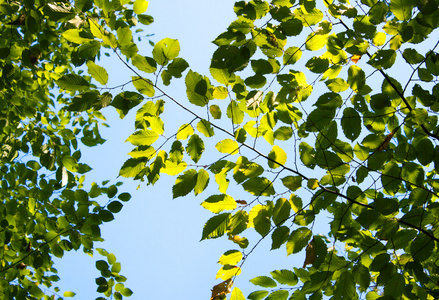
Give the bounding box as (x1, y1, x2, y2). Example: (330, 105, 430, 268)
(1, 0, 439, 299)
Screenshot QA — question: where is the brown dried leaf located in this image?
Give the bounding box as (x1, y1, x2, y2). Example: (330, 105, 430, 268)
(378, 132, 394, 151)
(351, 54, 361, 64)
(210, 279, 233, 300)
(303, 238, 316, 268)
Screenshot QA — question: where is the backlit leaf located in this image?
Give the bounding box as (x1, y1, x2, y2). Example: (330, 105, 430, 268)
(218, 250, 242, 265)
(133, 0, 149, 14)
(270, 269, 298, 286)
(216, 139, 239, 155)
(286, 227, 312, 255)
(87, 61, 108, 85)
(201, 213, 231, 240)
(186, 134, 204, 163)
(152, 38, 180, 66)
(268, 145, 287, 169)
(250, 276, 277, 288)
(243, 177, 275, 196)
(201, 194, 236, 213)
(172, 169, 198, 198)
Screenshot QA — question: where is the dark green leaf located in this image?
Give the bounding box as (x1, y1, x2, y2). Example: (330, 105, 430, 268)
(172, 169, 198, 198)
(286, 227, 312, 255)
(201, 213, 231, 240)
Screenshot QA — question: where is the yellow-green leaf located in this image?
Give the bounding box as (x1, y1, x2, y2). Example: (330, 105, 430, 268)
(268, 145, 287, 169)
(201, 194, 237, 213)
(126, 130, 159, 146)
(133, 0, 149, 14)
(216, 139, 239, 155)
(62, 29, 94, 44)
(87, 61, 108, 85)
(132, 76, 155, 96)
(218, 250, 243, 265)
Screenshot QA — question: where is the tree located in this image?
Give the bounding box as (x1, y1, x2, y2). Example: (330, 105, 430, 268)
(1, 0, 439, 299)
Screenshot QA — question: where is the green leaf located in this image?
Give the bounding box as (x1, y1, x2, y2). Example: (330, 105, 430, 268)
(250, 276, 277, 288)
(62, 156, 79, 172)
(138, 14, 154, 25)
(186, 70, 211, 106)
(107, 201, 123, 213)
(253, 208, 271, 236)
(228, 210, 248, 235)
(216, 139, 239, 155)
(270, 269, 298, 286)
(201, 213, 231, 240)
(167, 57, 189, 78)
(248, 290, 269, 300)
(286, 227, 312, 255)
(403, 48, 425, 64)
(201, 194, 236, 213)
(381, 161, 402, 195)
(384, 273, 405, 298)
(251, 59, 273, 74)
(96, 260, 109, 271)
(242, 177, 275, 196)
(194, 169, 209, 195)
(266, 290, 289, 300)
(197, 120, 215, 137)
(272, 198, 291, 226)
(274, 126, 293, 141)
(117, 26, 133, 46)
(305, 57, 329, 73)
(176, 124, 194, 140)
(152, 38, 180, 65)
(227, 100, 244, 124)
(126, 130, 159, 146)
(305, 33, 328, 51)
(325, 78, 349, 93)
(390, 0, 415, 21)
(172, 169, 198, 198)
(411, 233, 434, 262)
(132, 76, 155, 96)
(314, 92, 342, 110)
(271, 226, 290, 250)
(426, 52, 439, 76)
(87, 61, 108, 85)
(119, 158, 145, 178)
(120, 288, 133, 297)
(367, 49, 397, 69)
(133, 0, 149, 14)
(132, 55, 157, 73)
(57, 74, 90, 91)
(353, 264, 370, 292)
(186, 134, 204, 163)
(210, 105, 222, 119)
(333, 271, 356, 299)
(63, 291, 76, 297)
(283, 46, 302, 65)
(268, 145, 287, 169)
(347, 65, 365, 91)
(62, 29, 93, 44)
(281, 176, 302, 191)
(341, 107, 361, 141)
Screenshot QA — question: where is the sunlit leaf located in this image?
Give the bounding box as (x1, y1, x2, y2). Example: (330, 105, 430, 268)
(201, 194, 236, 213)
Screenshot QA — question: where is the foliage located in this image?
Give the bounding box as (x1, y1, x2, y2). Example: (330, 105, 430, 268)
(0, 0, 142, 298)
(1, 0, 439, 299)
